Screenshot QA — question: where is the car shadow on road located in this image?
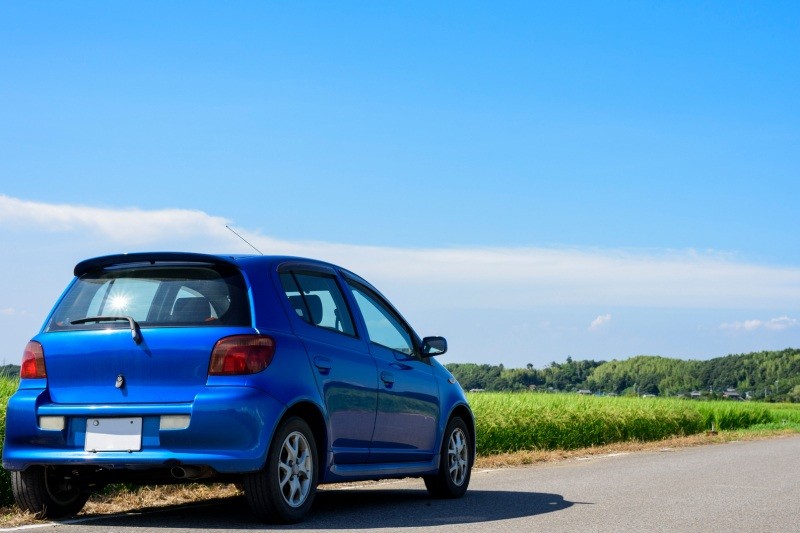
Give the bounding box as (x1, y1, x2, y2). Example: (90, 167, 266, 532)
(72, 487, 583, 530)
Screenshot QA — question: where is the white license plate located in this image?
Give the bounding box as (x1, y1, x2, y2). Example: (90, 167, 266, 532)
(85, 417, 142, 452)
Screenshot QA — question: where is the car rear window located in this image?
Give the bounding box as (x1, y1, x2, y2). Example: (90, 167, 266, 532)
(46, 264, 251, 331)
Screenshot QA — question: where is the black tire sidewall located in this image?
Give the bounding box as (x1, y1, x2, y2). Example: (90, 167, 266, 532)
(12, 466, 89, 519)
(442, 417, 471, 496)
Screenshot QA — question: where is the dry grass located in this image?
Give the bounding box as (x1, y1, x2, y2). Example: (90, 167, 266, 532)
(0, 509, 37, 529)
(474, 426, 800, 468)
(82, 482, 242, 515)
(0, 483, 242, 528)
(1, 427, 798, 529)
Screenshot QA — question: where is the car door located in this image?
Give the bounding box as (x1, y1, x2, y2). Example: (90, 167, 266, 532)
(278, 265, 377, 465)
(346, 279, 440, 464)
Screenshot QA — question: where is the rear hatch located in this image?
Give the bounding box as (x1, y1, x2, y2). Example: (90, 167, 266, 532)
(40, 257, 253, 404)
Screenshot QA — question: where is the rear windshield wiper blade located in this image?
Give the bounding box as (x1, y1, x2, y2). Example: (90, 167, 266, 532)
(70, 316, 142, 344)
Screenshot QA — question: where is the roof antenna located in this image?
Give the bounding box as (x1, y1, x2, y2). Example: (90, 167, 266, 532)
(226, 225, 264, 255)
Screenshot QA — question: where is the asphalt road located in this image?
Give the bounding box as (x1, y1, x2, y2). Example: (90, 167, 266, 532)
(8, 436, 800, 532)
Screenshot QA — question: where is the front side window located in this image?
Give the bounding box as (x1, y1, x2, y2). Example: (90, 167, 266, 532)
(280, 271, 356, 337)
(349, 283, 415, 356)
(46, 265, 251, 331)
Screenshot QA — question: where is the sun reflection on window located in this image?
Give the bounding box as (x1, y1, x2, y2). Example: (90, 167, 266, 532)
(107, 294, 129, 312)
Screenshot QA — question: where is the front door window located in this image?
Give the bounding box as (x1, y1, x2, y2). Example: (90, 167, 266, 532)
(349, 285, 414, 356)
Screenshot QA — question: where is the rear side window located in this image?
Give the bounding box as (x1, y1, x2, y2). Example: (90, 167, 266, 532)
(280, 271, 356, 337)
(46, 265, 251, 331)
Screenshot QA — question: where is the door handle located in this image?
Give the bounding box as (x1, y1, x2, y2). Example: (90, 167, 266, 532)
(380, 371, 395, 385)
(314, 357, 332, 374)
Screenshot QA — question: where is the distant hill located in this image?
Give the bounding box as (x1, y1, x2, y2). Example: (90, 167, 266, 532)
(446, 348, 800, 401)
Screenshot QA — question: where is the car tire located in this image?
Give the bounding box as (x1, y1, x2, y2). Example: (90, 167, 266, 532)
(244, 416, 318, 523)
(424, 416, 472, 498)
(11, 466, 90, 519)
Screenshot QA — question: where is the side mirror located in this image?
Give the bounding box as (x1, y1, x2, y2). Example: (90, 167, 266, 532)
(421, 336, 447, 357)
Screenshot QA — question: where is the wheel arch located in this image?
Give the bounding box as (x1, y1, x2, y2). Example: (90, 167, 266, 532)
(279, 400, 329, 472)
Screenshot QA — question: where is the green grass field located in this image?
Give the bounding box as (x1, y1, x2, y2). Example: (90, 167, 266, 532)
(0, 376, 18, 507)
(1, 378, 799, 508)
(467, 392, 800, 454)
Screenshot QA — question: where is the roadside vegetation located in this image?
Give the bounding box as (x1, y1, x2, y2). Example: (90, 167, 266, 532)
(0, 375, 16, 508)
(467, 392, 800, 454)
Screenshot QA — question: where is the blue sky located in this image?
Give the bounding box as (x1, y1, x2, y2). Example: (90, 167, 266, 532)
(1, 2, 799, 368)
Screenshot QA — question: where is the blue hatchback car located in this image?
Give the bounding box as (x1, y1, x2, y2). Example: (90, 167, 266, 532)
(3, 252, 474, 523)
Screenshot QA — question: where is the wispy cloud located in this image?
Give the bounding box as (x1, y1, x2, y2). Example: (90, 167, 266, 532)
(589, 314, 612, 331)
(3, 194, 800, 310)
(720, 316, 799, 332)
(0, 194, 232, 246)
(0, 308, 16, 316)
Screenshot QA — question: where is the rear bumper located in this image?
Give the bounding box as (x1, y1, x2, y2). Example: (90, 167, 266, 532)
(2, 386, 285, 473)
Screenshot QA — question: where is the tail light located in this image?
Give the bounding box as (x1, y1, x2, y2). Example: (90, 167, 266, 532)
(20, 341, 46, 379)
(209, 335, 275, 376)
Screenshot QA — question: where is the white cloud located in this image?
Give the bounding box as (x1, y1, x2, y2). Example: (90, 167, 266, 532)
(720, 316, 799, 332)
(3, 194, 800, 311)
(764, 317, 798, 330)
(589, 314, 612, 331)
(3, 195, 800, 366)
(0, 194, 233, 246)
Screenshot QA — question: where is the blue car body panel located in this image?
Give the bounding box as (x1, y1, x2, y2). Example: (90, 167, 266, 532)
(3, 253, 474, 486)
(3, 386, 284, 473)
(39, 327, 256, 405)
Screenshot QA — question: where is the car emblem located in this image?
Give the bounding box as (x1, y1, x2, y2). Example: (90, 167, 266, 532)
(115, 374, 125, 389)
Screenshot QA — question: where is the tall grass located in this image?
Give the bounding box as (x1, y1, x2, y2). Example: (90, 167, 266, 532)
(468, 392, 800, 454)
(1, 375, 19, 507)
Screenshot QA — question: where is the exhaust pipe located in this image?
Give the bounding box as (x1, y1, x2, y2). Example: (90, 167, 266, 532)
(170, 466, 213, 480)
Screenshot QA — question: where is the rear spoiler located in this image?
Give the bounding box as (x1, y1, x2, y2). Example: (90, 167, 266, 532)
(74, 252, 243, 277)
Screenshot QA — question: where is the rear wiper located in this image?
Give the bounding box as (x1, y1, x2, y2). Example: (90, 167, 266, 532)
(70, 316, 142, 344)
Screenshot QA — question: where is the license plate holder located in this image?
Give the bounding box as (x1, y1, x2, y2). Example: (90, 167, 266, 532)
(85, 417, 142, 452)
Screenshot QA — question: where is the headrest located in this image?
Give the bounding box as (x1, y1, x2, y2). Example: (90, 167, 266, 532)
(172, 297, 211, 322)
(288, 294, 323, 325)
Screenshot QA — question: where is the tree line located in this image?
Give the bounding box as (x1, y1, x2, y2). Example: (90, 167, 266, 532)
(0, 365, 20, 378)
(4, 348, 800, 401)
(446, 348, 800, 401)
